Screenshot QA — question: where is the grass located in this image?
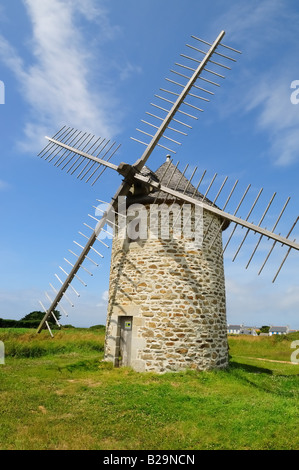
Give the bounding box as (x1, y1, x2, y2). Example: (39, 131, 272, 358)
(0, 327, 105, 359)
(0, 328, 298, 450)
(229, 332, 299, 363)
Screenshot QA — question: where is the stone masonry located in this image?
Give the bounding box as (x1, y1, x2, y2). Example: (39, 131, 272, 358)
(104, 193, 228, 373)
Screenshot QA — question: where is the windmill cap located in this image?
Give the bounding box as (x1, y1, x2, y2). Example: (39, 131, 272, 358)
(127, 161, 230, 231)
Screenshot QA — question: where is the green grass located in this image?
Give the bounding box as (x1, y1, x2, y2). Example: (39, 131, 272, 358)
(0, 328, 298, 450)
(229, 332, 299, 363)
(0, 327, 105, 358)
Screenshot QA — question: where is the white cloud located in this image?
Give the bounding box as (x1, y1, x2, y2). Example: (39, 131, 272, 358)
(67, 0, 120, 37)
(118, 61, 142, 81)
(244, 74, 299, 166)
(101, 290, 109, 301)
(96, 289, 109, 308)
(213, 0, 294, 52)
(212, 0, 299, 166)
(0, 0, 121, 152)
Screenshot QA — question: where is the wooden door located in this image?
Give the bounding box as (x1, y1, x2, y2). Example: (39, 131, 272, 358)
(119, 316, 133, 367)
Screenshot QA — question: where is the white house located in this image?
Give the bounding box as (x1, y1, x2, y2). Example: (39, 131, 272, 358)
(227, 324, 243, 334)
(227, 324, 258, 335)
(269, 326, 289, 336)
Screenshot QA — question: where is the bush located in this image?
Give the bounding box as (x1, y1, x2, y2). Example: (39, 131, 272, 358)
(89, 324, 105, 330)
(0, 310, 62, 329)
(0, 319, 62, 329)
(0, 310, 61, 330)
(0, 319, 19, 328)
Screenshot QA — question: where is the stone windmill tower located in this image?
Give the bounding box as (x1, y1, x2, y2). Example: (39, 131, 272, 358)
(36, 30, 299, 373)
(105, 158, 229, 372)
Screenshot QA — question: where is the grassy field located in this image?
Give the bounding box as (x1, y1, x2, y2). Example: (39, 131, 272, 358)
(0, 327, 298, 450)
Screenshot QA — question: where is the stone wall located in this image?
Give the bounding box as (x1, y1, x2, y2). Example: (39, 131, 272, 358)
(104, 205, 228, 373)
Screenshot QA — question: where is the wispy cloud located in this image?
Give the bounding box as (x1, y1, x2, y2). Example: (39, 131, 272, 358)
(212, 0, 299, 167)
(96, 289, 109, 308)
(0, 0, 121, 152)
(213, 0, 295, 52)
(245, 76, 299, 166)
(118, 61, 142, 81)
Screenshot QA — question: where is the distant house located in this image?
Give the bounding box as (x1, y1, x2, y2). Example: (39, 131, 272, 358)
(240, 327, 258, 336)
(227, 324, 258, 335)
(227, 324, 243, 334)
(269, 326, 289, 336)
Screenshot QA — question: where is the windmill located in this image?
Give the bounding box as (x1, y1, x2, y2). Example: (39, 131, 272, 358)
(36, 31, 299, 373)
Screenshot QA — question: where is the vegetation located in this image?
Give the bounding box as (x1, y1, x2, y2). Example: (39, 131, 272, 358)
(0, 311, 62, 329)
(259, 325, 270, 333)
(229, 332, 299, 362)
(0, 328, 298, 450)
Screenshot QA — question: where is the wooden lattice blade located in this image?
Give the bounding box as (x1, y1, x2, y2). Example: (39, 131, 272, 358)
(36, 31, 244, 333)
(132, 170, 299, 281)
(39, 127, 121, 186)
(36, 176, 133, 334)
(131, 30, 241, 170)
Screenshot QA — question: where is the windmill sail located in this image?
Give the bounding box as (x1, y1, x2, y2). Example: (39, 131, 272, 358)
(35, 31, 253, 334)
(131, 30, 241, 169)
(131, 165, 299, 282)
(38, 127, 121, 185)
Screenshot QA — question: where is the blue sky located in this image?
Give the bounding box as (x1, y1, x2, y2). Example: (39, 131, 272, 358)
(0, 0, 299, 329)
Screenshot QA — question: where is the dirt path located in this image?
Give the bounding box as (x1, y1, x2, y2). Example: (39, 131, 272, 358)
(236, 356, 298, 365)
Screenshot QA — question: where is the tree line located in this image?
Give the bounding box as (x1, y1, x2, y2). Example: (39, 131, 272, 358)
(0, 311, 61, 329)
